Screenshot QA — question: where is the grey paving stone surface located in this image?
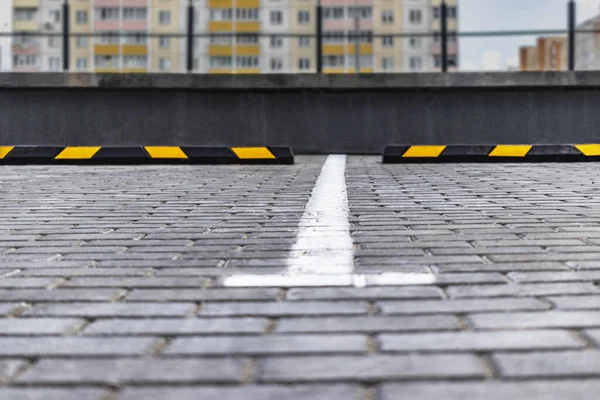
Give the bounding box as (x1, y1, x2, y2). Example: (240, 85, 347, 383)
(117, 385, 361, 400)
(7, 158, 600, 397)
(17, 358, 247, 383)
(380, 381, 600, 400)
(259, 354, 487, 381)
(493, 350, 600, 377)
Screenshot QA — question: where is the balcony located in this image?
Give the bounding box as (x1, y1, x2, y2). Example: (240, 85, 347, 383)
(209, 0, 260, 8)
(13, 0, 40, 7)
(13, 20, 40, 32)
(94, 44, 120, 55)
(323, 44, 373, 55)
(208, 21, 260, 32)
(122, 45, 147, 56)
(12, 43, 40, 54)
(208, 45, 259, 56)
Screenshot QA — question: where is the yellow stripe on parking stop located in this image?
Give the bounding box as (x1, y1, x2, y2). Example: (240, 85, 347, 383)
(231, 147, 275, 159)
(144, 146, 188, 159)
(575, 144, 600, 156)
(402, 146, 446, 158)
(0, 146, 14, 159)
(55, 146, 101, 159)
(489, 145, 532, 157)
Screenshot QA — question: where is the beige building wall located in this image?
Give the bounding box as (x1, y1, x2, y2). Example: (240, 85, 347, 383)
(519, 46, 537, 71)
(289, 0, 317, 73)
(373, 0, 402, 72)
(519, 37, 567, 71)
(69, 0, 93, 72)
(149, 0, 182, 72)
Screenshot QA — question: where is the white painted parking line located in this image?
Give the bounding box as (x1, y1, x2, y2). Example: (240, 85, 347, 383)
(223, 155, 436, 288)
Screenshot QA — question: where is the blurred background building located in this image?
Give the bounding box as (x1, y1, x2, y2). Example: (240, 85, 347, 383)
(0, 0, 13, 72)
(6, 0, 459, 73)
(519, 36, 567, 72)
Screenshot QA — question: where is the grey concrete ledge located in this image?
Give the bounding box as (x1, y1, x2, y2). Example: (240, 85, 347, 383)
(1, 71, 600, 90)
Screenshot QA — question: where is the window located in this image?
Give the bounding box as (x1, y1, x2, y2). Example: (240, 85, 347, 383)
(448, 31, 457, 43)
(323, 31, 344, 44)
(49, 9, 60, 23)
(237, 34, 258, 44)
(123, 55, 147, 68)
(236, 56, 259, 68)
(76, 36, 88, 48)
(382, 57, 394, 70)
(236, 8, 259, 21)
(409, 37, 422, 48)
(76, 57, 88, 71)
(13, 55, 39, 67)
(299, 36, 310, 47)
(159, 36, 171, 49)
(210, 56, 233, 68)
(13, 35, 38, 46)
(382, 10, 393, 23)
(123, 32, 147, 45)
(448, 55, 458, 68)
(410, 56, 422, 71)
(159, 58, 172, 71)
(159, 11, 171, 25)
(95, 55, 119, 68)
(270, 58, 283, 71)
(14, 8, 36, 21)
(356, 55, 373, 68)
(298, 11, 310, 24)
(433, 7, 440, 19)
(434, 55, 441, 68)
(270, 10, 282, 25)
(270, 36, 283, 49)
(323, 7, 344, 19)
(123, 7, 147, 21)
(48, 37, 59, 49)
(382, 36, 393, 47)
(210, 8, 232, 20)
(298, 58, 310, 70)
(48, 57, 60, 71)
(76, 10, 88, 24)
(96, 7, 119, 21)
(409, 9, 422, 24)
(210, 34, 232, 45)
(100, 32, 119, 44)
(324, 55, 344, 67)
(347, 7, 372, 19)
(448, 6, 457, 19)
(351, 30, 372, 43)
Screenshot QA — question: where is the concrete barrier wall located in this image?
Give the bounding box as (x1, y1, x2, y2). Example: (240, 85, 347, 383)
(2, 72, 600, 154)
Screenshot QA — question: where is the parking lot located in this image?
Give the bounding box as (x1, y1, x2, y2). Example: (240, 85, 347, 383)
(2, 156, 600, 399)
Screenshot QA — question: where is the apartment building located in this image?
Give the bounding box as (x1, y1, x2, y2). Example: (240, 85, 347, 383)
(0, 0, 12, 72)
(11, 0, 61, 72)
(67, 0, 182, 73)
(576, 14, 600, 70)
(519, 36, 567, 71)
(9, 0, 458, 73)
(194, 0, 458, 74)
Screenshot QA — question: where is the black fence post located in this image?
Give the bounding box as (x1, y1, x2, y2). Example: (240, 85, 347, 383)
(440, 0, 448, 72)
(62, 0, 70, 71)
(568, 0, 576, 71)
(187, 0, 194, 72)
(316, 4, 323, 73)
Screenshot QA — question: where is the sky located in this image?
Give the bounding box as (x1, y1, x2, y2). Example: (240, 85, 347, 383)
(459, 0, 600, 70)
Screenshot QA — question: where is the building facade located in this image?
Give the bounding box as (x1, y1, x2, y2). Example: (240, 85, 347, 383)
(519, 36, 567, 72)
(0, 0, 12, 72)
(576, 14, 600, 70)
(8, 0, 459, 73)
